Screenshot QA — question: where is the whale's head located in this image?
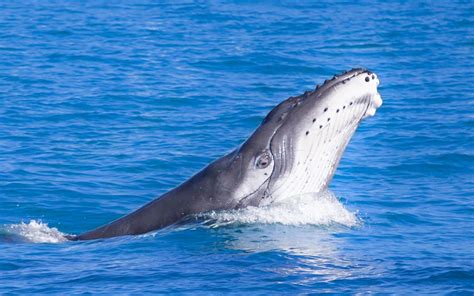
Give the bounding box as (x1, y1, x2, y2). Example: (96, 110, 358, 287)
(228, 68, 382, 207)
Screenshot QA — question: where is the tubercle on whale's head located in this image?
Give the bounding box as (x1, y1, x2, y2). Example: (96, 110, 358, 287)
(262, 68, 382, 125)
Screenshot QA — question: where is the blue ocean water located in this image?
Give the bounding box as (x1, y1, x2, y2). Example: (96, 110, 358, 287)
(1, 1, 473, 294)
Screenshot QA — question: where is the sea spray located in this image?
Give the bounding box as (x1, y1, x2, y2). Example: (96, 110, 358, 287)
(199, 191, 359, 228)
(5, 220, 68, 243)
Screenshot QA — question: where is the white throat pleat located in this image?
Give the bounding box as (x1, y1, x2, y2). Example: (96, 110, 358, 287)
(269, 96, 370, 203)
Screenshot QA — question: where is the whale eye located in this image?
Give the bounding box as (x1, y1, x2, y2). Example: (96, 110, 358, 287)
(255, 152, 272, 169)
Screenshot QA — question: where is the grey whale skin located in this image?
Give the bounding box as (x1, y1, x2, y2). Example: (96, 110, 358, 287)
(68, 68, 382, 241)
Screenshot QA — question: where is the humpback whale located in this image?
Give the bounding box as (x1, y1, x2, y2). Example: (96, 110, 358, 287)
(69, 68, 382, 240)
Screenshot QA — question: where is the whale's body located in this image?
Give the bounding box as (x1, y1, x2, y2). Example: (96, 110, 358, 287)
(70, 68, 382, 241)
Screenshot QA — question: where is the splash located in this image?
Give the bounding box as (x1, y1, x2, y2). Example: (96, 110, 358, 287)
(200, 191, 359, 228)
(3, 220, 68, 243)
(2, 192, 357, 243)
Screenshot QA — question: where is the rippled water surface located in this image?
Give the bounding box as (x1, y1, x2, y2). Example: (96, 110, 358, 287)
(1, 1, 473, 294)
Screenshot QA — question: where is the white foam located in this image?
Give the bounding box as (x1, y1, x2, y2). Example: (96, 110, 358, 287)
(5, 220, 68, 243)
(201, 191, 359, 228)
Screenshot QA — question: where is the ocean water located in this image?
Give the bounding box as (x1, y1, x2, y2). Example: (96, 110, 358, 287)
(0, 1, 473, 294)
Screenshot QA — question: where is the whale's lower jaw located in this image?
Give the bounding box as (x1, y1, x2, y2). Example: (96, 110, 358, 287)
(264, 100, 368, 204)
